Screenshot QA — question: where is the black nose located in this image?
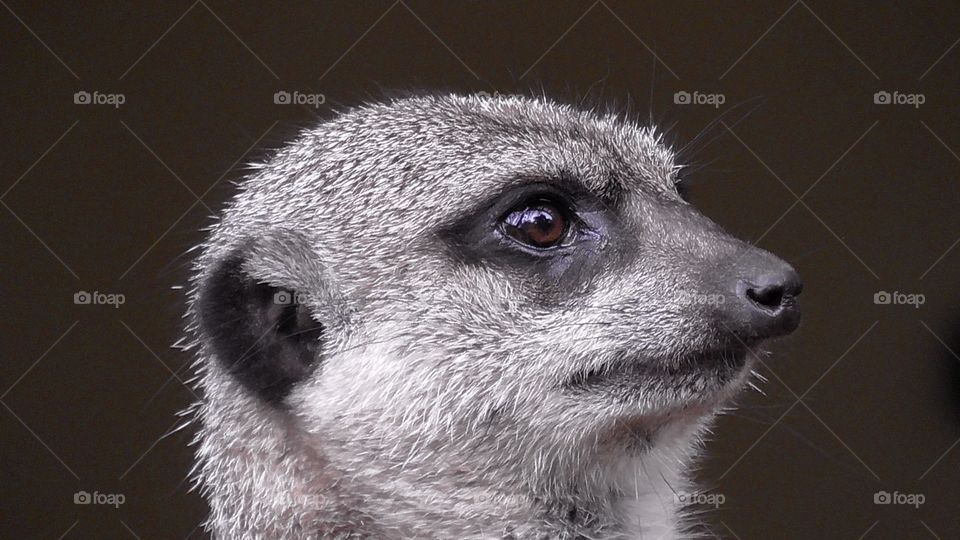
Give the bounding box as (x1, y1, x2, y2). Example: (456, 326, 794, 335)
(730, 254, 802, 341)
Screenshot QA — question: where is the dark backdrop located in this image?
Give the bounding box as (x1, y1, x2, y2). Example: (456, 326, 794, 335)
(3, 2, 959, 538)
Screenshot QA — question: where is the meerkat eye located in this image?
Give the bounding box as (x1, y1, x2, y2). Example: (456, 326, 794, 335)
(501, 198, 570, 249)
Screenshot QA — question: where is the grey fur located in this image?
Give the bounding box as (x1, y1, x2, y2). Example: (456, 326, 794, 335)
(185, 93, 795, 539)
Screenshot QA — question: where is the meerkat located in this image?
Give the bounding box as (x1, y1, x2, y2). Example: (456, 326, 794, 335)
(184, 93, 802, 539)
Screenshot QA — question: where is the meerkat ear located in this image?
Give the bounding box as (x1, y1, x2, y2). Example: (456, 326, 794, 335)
(197, 238, 328, 404)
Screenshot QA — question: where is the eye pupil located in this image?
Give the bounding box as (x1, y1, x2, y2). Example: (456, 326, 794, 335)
(503, 200, 568, 248)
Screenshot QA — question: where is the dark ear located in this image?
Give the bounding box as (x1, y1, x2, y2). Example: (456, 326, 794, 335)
(198, 249, 324, 404)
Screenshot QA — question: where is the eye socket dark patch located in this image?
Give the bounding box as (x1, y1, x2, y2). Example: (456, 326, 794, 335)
(436, 179, 631, 306)
(198, 252, 324, 404)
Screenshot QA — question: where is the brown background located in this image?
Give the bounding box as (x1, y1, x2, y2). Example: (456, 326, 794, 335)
(2, 1, 959, 538)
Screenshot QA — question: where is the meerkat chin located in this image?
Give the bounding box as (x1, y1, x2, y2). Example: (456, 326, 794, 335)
(185, 93, 802, 539)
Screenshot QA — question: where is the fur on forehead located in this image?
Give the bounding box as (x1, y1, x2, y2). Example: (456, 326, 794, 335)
(232, 94, 680, 227)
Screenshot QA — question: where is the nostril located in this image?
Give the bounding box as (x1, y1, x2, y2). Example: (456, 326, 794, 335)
(746, 284, 785, 310)
(729, 258, 802, 340)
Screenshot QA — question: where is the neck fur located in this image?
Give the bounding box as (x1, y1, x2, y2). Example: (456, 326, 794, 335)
(194, 363, 707, 539)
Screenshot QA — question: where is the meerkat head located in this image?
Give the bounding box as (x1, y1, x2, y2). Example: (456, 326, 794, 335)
(189, 93, 801, 535)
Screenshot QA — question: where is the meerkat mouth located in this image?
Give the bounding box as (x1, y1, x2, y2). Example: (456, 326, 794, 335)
(565, 344, 750, 390)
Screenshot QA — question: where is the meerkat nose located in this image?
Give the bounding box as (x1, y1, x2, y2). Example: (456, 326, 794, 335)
(730, 253, 802, 340)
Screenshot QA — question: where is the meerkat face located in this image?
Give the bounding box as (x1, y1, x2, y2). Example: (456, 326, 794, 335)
(195, 94, 801, 472)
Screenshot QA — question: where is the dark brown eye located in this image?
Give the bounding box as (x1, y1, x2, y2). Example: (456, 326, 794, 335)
(502, 199, 569, 248)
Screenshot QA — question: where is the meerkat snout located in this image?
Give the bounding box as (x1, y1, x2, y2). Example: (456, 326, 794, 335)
(703, 245, 803, 345)
(738, 258, 803, 337)
(186, 93, 802, 539)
